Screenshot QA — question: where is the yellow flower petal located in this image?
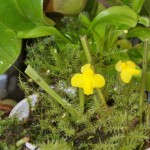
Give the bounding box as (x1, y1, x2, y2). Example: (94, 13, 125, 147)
(83, 83, 94, 95)
(120, 69, 133, 83)
(116, 60, 141, 83)
(81, 64, 91, 73)
(93, 74, 105, 88)
(115, 60, 126, 72)
(83, 68, 94, 76)
(130, 69, 140, 75)
(71, 74, 84, 87)
(126, 61, 136, 69)
(71, 64, 105, 95)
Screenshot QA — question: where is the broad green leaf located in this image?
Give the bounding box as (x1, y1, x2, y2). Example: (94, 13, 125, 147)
(0, 0, 70, 40)
(104, 25, 123, 50)
(0, 0, 54, 32)
(0, 0, 69, 74)
(127, 26, 150, 41)
(17, 26, 70, 42)
(91, 6, 137, 29)
(119, 0, 144, 13)
(90, 6, 138, 49)
(0, 23, 21, 74)
(14, 0, 53, 26)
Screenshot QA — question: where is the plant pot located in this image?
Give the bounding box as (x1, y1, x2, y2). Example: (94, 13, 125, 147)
(44, 0, 87, 15)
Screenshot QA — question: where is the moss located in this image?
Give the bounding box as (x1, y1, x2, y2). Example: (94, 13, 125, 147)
(1, 14, 150, 150)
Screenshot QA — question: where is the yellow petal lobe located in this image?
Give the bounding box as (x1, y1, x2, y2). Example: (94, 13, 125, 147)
(131, 69, 140, 75)
(93, 74, 105, 88)
(116, 60, 141, 83)
(126, 61, 136, 69)
(81, 64, 91, 73)
(115, 60, 126, 72)
(71, 74, 84, 88)
(83, 68, 94, 75)
(120, 69, 133, 83)
(83, 83, 93, 95)
(71, 64, 105, 95)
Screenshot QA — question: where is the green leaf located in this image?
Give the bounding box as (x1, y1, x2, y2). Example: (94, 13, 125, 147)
(17, 26, 70, 42)
(0, 0, 70, 74)
(90, 6, 138, 49)
(132, 0, 144, 13)
(104, 25, 123, 50)
(127, 26, 150, 41)
(0, 0, 55, 32)
(138, 16, 149, 27)
(121, 0, 145, 14)
(79, 13, 91, 28)
(91, 6, 137, 29)
(0, 23, 21, 74)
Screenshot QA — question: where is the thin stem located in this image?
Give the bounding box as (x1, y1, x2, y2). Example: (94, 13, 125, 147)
(79, 88, 84, 114)
(25, 65, 78, 118)
(96, 88, 107, 108)
(81, 36, 92, 63)
(139, 40, 149, 123)
(80, 35, 107, 109)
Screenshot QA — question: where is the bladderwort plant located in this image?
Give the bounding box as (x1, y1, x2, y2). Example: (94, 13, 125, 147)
(1, 0, 150, 149)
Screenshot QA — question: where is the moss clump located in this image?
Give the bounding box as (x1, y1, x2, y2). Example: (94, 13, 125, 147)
(1, 11, 150, 150)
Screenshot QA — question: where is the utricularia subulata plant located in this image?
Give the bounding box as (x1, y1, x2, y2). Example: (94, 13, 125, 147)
(1, 0, 150, 150)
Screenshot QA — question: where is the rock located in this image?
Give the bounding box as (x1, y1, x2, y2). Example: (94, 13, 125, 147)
(9, 94, 38, 121)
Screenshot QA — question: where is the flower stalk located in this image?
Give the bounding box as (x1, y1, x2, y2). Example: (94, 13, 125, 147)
(25, 65, 79, 118)
(80, 35, 107, 109)
(96, 88, 107, 108)
(80, 35, 92, 63)
(139, 40, 149, 123)
(79, 88, 84, 114)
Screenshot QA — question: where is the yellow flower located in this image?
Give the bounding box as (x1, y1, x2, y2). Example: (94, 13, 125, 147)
(115, 60, 140, 83)
(71, 64, 105, 95)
